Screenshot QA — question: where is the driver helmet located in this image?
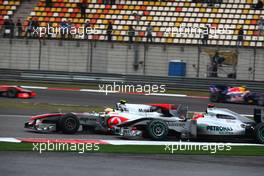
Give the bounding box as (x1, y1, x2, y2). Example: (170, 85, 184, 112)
(240, 85, 248, 91)
(120, 99, 127, 105)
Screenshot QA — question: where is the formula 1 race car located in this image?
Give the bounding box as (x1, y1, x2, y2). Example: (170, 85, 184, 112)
(25, 100, 264, 143)
(0, 85, 36, 98)
(209, 85, 264, 106)
(116, 104, 264, 144)
(24, 102, 180, 134)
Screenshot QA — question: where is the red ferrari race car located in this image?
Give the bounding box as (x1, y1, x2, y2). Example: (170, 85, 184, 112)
(0, 85, 36, 98)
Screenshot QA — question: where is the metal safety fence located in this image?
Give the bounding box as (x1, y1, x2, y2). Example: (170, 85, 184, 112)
(0, 37, 263, 81)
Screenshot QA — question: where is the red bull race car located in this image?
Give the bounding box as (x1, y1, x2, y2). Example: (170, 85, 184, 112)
(0, 85, 36, 98)
(209, 85, 264, 106)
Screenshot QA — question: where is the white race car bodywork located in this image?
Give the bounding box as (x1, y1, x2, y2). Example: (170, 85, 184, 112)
(196, 108, 255, 136)
(24, 102, 264, 143)
(116, 106, 264, 143)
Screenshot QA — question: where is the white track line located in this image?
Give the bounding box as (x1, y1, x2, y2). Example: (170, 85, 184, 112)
(149, 93, 187, 97)
(102, 140, 264, 146)
(80, 89, 102, 93)
(18, 85, 214, 98)
(0, 137, 21, 143)
(20, 85, 190, 97)
(0, 115, 30, 118)
(20, 86, 47, 89)
(0, 137, 263, 146)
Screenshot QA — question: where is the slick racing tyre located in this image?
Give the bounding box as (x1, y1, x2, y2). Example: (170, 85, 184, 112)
(7, 88, 18, 98)
(210, 93, 220, 102)
(147, 119, 168, 140)
(255, 123, 264, 144)
(244, 95, 255, 104)
(257, 99, 264, 106)
(59, 113, 80, 134)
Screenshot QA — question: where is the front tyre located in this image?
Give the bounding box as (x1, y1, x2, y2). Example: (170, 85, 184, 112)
(59, 113, 80, 134)
(255, 123, 264, 144)
(147, 119, 168, 140)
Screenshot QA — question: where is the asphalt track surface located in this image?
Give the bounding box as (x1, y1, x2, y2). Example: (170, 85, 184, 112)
(1, 152, 264, 176)
(1, 89, 264, 176)
(0, 89, 260, 139)
(0, 114, 119, 139)
(1, 89, 260, 114)
(0, 90, 260, 139)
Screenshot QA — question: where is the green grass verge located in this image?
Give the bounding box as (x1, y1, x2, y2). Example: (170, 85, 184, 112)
(0, 99, 104, 112)
(0, 80, 99, 90)
(0, 80, 209, 97)
(0, 142, 263, 156)
(0, 99, 197, 118)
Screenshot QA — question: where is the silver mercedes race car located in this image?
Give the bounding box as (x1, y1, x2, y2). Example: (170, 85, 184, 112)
(24, 100, 264, 144)
(116, 104, 264, 144)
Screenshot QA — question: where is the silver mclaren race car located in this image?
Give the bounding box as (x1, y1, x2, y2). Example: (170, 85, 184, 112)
(24, 100, 264, 144)
(116, 104, 264, 144)
(24, 101, 178, 134)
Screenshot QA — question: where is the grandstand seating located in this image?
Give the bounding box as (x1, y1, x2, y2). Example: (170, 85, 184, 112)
(0, 0, 21, 25)
(6, 0, 264, 47)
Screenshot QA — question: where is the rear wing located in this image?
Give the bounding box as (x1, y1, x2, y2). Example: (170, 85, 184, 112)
(209, 85, 228, 93)
(254, 109, 264, 123)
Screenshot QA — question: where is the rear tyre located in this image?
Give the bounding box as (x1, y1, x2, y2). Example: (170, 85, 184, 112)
(244, 95, 255, 104)
(210, 93, 220, 102)
(257, 99, 264, 106)
(255, 123, 264, 144)
(59, 113, 80, 134)
(147, 119, 168, 140)
(7, 88, 18, 98)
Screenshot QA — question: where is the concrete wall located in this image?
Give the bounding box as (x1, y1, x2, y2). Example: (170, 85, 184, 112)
(0, 38, 263, 81)
(255, 48, 264, 81)
(0, 39, 39, 70)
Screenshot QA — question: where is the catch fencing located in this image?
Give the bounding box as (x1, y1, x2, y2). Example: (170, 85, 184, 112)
(0, 37, 263, 82)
